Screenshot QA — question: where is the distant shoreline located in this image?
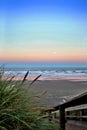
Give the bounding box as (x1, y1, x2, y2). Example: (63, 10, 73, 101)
(2, 75, 87, 82)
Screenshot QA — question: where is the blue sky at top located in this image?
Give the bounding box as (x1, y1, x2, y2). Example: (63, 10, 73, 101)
(0, 0, 87, 62)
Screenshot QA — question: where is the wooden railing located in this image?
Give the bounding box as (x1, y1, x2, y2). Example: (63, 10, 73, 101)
(45, 92, 87, 130)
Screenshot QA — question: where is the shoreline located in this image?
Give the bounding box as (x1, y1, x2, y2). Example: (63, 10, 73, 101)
(3, 74, 87, 82)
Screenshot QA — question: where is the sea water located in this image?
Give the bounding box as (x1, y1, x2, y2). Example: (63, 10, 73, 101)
(0, 62, 87, 81)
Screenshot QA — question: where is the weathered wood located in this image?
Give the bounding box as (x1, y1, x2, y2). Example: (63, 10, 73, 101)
(45, 92, 87, 130)
(66, 115, 87, 118)
(48, 111, 52, 121)
(81, 109, 85, 116)
(66, 111, 70, 116)
(54, 112, 57, 118)
(54, 92, 87, 110)
(59, 106, 66, 130)
(80, 110, 84, 121)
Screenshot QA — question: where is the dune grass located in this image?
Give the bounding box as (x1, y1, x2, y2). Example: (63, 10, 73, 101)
(0, 70, 57, 130)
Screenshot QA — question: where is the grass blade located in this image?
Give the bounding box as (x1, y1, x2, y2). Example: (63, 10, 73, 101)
(30, 75, 41, 86)
(22, 71, 29, 83)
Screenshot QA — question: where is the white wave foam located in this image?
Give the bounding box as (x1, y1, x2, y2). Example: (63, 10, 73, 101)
(2, 69, 87, 81)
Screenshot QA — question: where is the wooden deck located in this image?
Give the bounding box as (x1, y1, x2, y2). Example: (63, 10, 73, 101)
(45, 92, 87, 130)
(66, 122, 87, 130)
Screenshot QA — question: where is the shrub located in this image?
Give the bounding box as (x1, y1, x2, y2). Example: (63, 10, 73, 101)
(0, 71, 57, 130)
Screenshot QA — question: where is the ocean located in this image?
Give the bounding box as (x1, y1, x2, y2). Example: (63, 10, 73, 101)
(0, 62, 87, 81)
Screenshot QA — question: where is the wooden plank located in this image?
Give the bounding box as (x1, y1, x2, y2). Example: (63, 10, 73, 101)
(66, 105, 87, 111)
(59, 106, 66, 130)
(45, 92, 87, 130)
(66, 115, 87, 118)
(54, 92, 87, 110)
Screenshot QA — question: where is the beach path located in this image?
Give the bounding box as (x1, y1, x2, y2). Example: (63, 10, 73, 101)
(66, 123, 87, 130)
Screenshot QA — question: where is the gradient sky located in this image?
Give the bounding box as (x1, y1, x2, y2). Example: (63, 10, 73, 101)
(0, 0, 87, 62)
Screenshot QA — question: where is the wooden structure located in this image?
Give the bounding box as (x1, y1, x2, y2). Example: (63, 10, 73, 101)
(45, 92, 87, 130)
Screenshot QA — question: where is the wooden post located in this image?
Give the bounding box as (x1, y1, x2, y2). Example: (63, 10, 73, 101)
(66, 111, 70, 116)
(59, 106, 66, 130)
(48, 111, 52, 121)
(66, 111, 70, 120)
(80, 109, 84, 121)
(81, 109, 84, 116)
(54, 112, 56, 118)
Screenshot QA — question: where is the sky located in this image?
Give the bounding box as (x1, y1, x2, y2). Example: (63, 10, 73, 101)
(0, 0, 87, 63)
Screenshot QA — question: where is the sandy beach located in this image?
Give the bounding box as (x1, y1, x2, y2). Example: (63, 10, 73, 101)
(25, 79, 87, 130)
(25, 80, 87, 107)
